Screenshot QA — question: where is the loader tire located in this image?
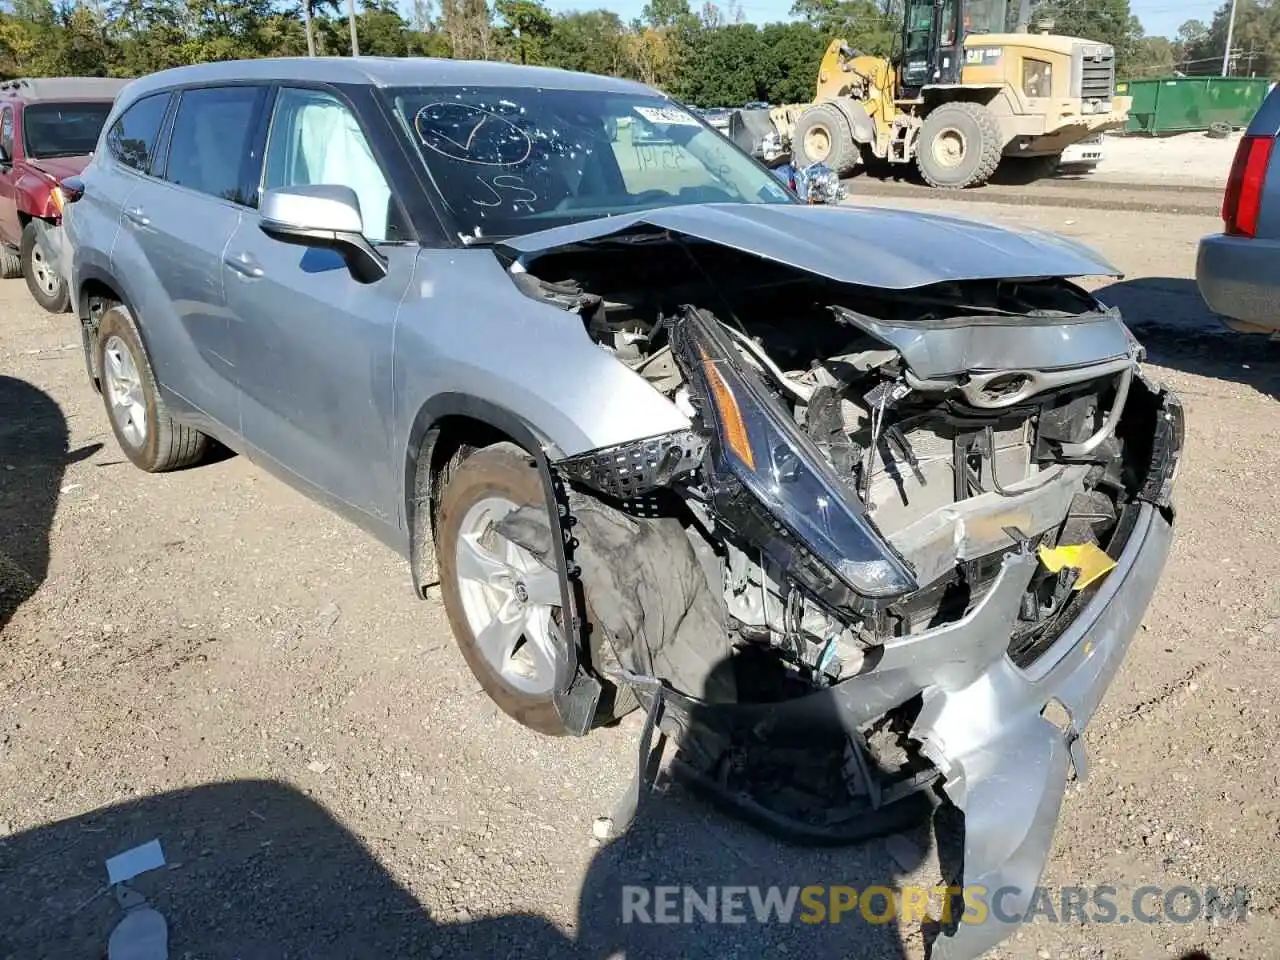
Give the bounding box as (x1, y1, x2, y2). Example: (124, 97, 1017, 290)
(792, 103, 859, 176)
(916, 101, 1003, 189)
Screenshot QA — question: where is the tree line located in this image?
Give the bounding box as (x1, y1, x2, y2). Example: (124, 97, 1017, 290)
(0, 0, 1272, 110)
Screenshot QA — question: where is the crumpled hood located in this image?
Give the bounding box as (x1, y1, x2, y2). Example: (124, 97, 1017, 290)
(499, 202, 1120, 290)
(25, 155, 92, 180)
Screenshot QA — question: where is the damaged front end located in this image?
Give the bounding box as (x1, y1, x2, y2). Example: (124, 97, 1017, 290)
(502, 208, 1183, 958)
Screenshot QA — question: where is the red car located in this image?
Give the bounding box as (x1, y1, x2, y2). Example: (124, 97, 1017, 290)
(0, 76, 127, 312)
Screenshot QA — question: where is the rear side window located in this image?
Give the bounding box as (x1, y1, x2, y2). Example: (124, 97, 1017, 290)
(164, 86, 265, 206)
(1, 107, 14, 161)
(106, 93, 170, 173)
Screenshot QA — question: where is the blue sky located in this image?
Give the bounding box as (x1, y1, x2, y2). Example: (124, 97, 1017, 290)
(536, 0, 1224, 40)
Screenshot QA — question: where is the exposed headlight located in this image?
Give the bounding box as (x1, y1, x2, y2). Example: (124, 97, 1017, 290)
(1022, 58, 1053, 98)
(671, 308, 916, 600)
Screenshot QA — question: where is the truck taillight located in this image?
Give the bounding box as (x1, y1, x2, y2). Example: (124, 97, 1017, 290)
(1223, 134, 1274, 238)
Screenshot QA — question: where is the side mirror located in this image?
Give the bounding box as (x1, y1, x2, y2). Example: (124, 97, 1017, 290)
(258, 184, 388, 284)
(58, 176, 85, 205)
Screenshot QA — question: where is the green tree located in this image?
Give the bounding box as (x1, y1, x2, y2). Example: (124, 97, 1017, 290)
(641, 0, 694, 28)
(495, 0, 551, 63)
(758, 20, 826, 102)
(545, 10, 626, 75)
(1031, 0, 1143, 75)
(790, 0, 897, 56)
(1177, 0, 1279, 76)
(676, 21, 749, 103)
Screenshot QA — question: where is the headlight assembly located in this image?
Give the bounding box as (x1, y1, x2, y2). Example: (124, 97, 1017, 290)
(672, 308, 917, 601)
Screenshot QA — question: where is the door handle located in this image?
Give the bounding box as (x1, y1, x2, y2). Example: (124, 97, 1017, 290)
(223, 251, 264, 279)
(123, 206, 149, 227)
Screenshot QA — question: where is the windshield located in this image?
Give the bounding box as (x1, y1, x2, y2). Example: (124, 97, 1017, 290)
(23, 101, 114, 159)
(386, 86, 793, 240)
(964, 0, 1008, 33)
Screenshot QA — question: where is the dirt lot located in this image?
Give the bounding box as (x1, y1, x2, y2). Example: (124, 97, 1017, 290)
(2, 186, 1279, 960)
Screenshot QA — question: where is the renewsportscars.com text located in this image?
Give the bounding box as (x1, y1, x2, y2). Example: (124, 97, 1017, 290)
(621, 884, 1250, 926)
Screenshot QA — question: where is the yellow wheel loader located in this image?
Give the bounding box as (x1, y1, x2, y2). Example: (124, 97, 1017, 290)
(767, 0, 1132, 188)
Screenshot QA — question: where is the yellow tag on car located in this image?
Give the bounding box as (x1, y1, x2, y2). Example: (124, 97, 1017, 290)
(1037, 543, 1117, 590)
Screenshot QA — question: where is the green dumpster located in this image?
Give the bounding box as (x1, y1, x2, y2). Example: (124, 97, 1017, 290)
(1116, 77, 1271, 135)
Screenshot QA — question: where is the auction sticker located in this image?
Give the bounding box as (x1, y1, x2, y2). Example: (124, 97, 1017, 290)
(634, 106, 701, 127)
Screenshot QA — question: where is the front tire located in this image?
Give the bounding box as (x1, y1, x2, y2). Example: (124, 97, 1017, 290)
(21, 221, 69, 313)
(792, 103, 860, 176)
(916, 101, 1003, 189)
(436, 443, 631, 735)
(95, 304, 208, 472)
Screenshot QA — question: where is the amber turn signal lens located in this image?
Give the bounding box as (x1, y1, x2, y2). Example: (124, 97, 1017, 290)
(698, 347, 755, 471)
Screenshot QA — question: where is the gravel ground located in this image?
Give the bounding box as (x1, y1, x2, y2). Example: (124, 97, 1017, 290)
(1, 191, 1278, 960)
(1093, 131, 1242, 188)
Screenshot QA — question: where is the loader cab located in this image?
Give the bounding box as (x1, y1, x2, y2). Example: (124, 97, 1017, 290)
(900, 0, 1009, 91)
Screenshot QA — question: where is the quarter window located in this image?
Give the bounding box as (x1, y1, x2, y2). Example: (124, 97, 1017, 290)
(106, 93, 170, 173)
(263, 87, 395, 242)
(165, 86, 265, 205)
(1, 107, 14, 162)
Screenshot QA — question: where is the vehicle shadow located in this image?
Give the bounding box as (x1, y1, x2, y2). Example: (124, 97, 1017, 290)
(0, 778, 575, 959)
(0, 375, 100, 634)
(0, 774, 935, 959)
(1093, 277, 1280, 402)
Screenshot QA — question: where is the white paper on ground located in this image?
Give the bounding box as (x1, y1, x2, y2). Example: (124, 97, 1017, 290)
(105, 839, 166, 885)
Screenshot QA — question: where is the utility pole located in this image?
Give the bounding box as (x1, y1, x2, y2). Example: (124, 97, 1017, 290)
(1221, 0, 1237, 76)
(348, 0, 361, 56)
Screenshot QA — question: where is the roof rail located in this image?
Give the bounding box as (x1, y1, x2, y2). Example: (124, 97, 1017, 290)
(0, 77, 128, 100)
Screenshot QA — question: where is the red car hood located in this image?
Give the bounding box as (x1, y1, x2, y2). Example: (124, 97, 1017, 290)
(25, 155, 91, 180)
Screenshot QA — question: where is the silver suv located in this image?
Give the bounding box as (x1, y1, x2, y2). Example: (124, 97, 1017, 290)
(65, 57, 1182, 960)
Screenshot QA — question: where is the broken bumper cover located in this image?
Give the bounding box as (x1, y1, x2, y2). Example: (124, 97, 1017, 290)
(920, 502, 1172, 959)
(622, 502, 1171, 957)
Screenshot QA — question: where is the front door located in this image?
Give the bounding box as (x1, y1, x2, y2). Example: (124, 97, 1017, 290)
(223, 85, 417, 522)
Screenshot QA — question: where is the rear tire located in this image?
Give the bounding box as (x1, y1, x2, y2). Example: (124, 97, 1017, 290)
(95, 304, 208, 472)
(21, 221, 69, 313)
(916, 101, 1003, 189)
(792, 103, 860, 176)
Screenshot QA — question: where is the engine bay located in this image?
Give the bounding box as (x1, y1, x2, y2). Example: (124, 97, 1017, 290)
(508, 235, 1170, 676)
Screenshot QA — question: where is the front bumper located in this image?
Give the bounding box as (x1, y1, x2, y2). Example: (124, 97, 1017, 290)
(1197, 232, 1280, 334)
(1011, 99, 1131, 156)
(618, 496, 1172, 957)
(919, 503, 1172, 958)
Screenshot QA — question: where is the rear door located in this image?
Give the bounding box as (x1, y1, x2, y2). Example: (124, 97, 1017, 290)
(73, 91, 172, 307)
(222, 85, 417, 521)
(115, 84, 269, 437)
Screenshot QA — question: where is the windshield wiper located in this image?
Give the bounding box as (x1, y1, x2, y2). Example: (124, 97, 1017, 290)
(458, 233, 507, 247)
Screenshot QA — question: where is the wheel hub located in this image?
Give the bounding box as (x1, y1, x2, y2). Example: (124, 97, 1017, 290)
(932, 127, 967, 169)
(804, 125, 832, 163)
(102, 335, 147, 448)
(30, 244, 59, 296)
(454, 496, 563, 696)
